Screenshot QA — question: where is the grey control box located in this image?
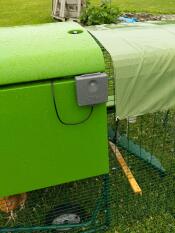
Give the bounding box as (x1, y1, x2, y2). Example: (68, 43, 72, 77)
(75, 73, 108, 106)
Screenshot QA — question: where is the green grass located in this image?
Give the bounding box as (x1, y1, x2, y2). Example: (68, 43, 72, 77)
(0, 0, 53, 27)
(104, 0, 175, 14)
(0, 0, 175, 27)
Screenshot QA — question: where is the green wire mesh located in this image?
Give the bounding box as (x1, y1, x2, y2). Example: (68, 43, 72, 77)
(103, 45, 175, 232)
(108, 112, 175, 232)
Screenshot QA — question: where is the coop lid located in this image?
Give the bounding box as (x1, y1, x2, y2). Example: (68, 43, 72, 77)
(88, 23, 175, 119)
(0, 22, 104, 86)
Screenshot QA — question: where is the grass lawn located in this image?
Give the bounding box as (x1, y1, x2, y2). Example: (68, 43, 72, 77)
(0, 0, 53, 27)
(105, 0, 175, 14)
(0, 0, 175, 27)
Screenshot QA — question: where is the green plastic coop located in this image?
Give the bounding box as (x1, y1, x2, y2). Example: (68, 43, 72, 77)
(0, 22, 109, 197)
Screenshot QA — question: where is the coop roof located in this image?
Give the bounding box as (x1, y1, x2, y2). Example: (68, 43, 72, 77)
(0, 22, 105, 86)
(88, 23, 175, 119)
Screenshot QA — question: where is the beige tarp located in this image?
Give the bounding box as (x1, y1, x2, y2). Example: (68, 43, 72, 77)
(88, 23, 175, 119)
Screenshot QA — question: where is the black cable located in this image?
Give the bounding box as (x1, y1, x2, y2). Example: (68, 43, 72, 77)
(51, 81, 94, 126)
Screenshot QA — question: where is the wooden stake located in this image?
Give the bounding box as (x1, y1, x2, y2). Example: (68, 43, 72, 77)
(109, 141, 142, 195)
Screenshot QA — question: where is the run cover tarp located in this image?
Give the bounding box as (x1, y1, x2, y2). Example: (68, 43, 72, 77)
(88, 23, 175, 119)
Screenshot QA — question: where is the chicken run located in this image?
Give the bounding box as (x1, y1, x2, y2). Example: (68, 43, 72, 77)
(0, 22, 175, 232)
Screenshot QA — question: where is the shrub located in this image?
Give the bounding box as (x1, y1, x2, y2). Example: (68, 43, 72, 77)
(80, 2, 120, 26)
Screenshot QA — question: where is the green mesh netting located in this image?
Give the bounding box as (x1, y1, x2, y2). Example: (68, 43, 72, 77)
(104, 43, 175, 233)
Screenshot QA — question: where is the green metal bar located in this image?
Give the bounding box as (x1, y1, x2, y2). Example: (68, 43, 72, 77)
(107, 95, 115, 108)
(0, 223, 90, 233)
(108, 127, 165, 174)
(103, 175, 111, 227)
(83, 225, 108, 233)
(118, 134, 166, 174)
(107, 95, 115, 113)
(89, 184, 106, 224)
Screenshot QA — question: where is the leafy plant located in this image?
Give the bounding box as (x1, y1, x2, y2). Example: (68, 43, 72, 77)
(80, 2, 120, 26)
